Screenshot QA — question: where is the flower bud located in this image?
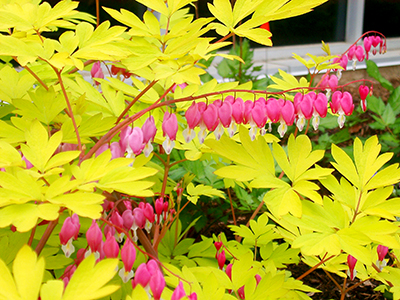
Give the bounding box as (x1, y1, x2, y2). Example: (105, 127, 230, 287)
(347, 254, 357, 280)
(86, 220, 103, 253)
(171, 282, 186, 300)
(103, 232, 119, 259)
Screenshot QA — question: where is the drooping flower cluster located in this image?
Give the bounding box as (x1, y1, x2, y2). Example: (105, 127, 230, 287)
(183, 96, 297, 140)
(96, 116, 159, 159)
(182, 90, 356, 140)
(58, 199, 174, 288)
(333, 34, 386, 76)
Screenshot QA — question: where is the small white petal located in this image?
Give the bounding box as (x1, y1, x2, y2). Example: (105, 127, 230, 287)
(162, 137, 175, 154)
(337, 113, 346, 128)
(249, 126, 257, 141)
(296, 115, 306, 132)
(312, 115, 320, 131)
(214, 123, 224, 140)
(277, 122, 287, 138)
(198, 128, 207, 144)
(61, 238, 75, 258)
(227, 122, 237, 137)
(143, 141, 154, 157)
(119, 267, 134, 283)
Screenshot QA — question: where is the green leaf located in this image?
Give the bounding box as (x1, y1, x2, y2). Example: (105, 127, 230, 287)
(20, 120, 62, 173)
(269, 69, 309, 92)
(50, 192, 104, 219)
(0, 203, 60, 232)
(366, 95, 385, 115)
(366, 60, 394, 92)
(381, 104, 396, 125)
(186, 182, 225, 204)
(13, 87, 67, 125)
(41, 255, 119, 300)
(388, 86, 400, 115)
(208, 0, 234, 28)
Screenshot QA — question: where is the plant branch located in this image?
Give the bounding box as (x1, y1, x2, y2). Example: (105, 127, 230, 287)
(13, 57, 49, 91)
(52, 66, 82, 153)
(116, 80, 158, 124)
(227, 188, 237, 227)
(35, 218, 59, 255)
(296, 254, 335, 281)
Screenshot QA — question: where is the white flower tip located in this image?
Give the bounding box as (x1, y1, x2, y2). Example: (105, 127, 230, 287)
(61, 239, 75, 258)
(162, 137, 175, 155)
(119, 268, 134, 283)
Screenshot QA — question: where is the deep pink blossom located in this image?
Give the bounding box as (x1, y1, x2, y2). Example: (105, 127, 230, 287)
(218, 100, 233, 128)
(119, 239, 136, 282)
(202, 104, 219, 131)
(86, 220, 102, 253)
(231, 98, 244, 124)
(162, 111, 178, 140)
(171, 282, 186, 300)
(142, 116, 157, 144)
(132, 263, 151, 289)
(217, 250, 226, 269)
(91, 61, 104, 85)
(331, 91, 354, 115)
(355, 45, 365, 62)
(347, 255, 357, 280)
(103, 232, 119, 259)
(377, 245, 389, 262)
(162, 111, 178, 154)
(60, 214, 80, 257)
(359, 85, 369, 112)
(185, 102, 202, 129)
(149, 267, 165, 300)
(127, 127, 144, 156)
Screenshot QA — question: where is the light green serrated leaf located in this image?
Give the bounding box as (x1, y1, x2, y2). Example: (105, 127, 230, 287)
(21, 120, 62, 173)
(50, 192, 104, 219)
(186, 182, 225, 204)
(0, 203, 60, 232)
(208, 0, 234, 28)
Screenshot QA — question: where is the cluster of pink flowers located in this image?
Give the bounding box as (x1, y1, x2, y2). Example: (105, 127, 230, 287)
(347, 244, 389, 280)
(59, 198, 177, 294)
(184, 96, 296, 140)
(333, 34, 386, 79)
(182, 88, 360, 140)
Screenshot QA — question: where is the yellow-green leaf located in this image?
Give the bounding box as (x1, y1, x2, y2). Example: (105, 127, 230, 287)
(186, 182, 225, 204)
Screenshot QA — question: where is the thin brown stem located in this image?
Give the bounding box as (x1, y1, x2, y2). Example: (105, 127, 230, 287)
(52, 67, 82, 153)
(296, 254, 335, 281)
(96, 0, 100, 28)
(35, 218, 59, 255)
(351, 191, 363, 224)
(13, 57, 49, 90)
(116, 80, 158, 124)
(215, 32, 234, 44)
(170, 158, 188, 168)
(28, 224, 37, 246)
(323, 268, 342, 290)
(160, 155, 171, 198)
(227, 188, 237, 226)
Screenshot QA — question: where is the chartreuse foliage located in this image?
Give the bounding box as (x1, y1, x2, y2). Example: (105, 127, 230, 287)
(207, 131, 400, 295)
(0, 244, 118, 300)
(206, 126, 332, 217)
